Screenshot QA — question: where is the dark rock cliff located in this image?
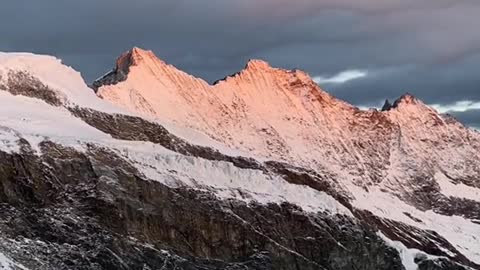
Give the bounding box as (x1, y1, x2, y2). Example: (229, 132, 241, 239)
(0, 140, 405, 270)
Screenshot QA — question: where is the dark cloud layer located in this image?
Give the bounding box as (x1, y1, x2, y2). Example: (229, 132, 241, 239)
(449, 109, 480, 129)
(1, 0, 479, 127)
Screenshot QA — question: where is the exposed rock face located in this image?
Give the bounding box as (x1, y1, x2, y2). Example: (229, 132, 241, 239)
(91, 48, 148, 92)
(0, 141, 404, 270)
(381, 99, 393, 111)
(69, 107, 263, 171)
(0, 50, 478, 270)
(1, 70, 63, 106)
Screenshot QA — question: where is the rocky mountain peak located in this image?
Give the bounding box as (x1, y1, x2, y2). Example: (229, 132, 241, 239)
(214, 59, 316, 89)
(115, 47, 160, 72)
(392, 93, 419, 107)
(114, 50, 134, 75)
(379, 93, 429, 113)
(242, 59, 320, 92)
(244, 59, 272, 71)
(93, 47, 172, 91)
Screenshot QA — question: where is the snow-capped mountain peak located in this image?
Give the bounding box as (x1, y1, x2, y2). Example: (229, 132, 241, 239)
(121, 47, 167, 69)
(381, 93, 427, 112)
(216, 57, 319, 90)
(391, 93, 423, 109)
(245, 58, 272, 70)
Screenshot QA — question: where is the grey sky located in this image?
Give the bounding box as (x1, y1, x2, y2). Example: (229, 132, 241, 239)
(0, 0, 479, 128)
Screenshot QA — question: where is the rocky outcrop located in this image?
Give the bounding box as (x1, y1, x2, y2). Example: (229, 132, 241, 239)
(90, 48, 144, 92)
(381, 99, 393, 111)
(1, 71, 63, 106)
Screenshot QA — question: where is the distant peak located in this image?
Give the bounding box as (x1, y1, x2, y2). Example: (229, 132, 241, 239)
(244, 59, 272, 70)
(116, 47, 157, 72)
(392, 93, 419, 107)
(131, 46, 150, 54)
(92, 47, 158, 91)
(131, 47, 158, 61)
(212, 59, 274, 85)
(380, 93, 428, 112)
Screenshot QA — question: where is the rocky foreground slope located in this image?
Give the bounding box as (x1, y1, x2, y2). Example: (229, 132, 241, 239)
(0, 50, 478, 269)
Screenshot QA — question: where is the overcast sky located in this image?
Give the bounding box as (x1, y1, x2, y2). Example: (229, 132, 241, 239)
(0, 0, 479, 128)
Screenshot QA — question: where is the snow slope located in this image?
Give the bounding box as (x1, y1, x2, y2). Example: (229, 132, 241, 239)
(0, 91, 111, 153)
(0, 252, 28, 270)
(0, 52, 121, 113)
(354, 186, 480, 265)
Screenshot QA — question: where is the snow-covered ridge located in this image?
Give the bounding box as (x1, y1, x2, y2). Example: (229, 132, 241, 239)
(96, 47, 480, 185)
(96, 48, 354, 163)
(0, 51, 243, 154)
(93, 49, 480, 199)
(0, 52, 131, 116)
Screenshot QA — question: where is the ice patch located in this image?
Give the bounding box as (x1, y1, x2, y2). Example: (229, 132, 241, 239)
(379, 232, 420, 270)
(354, 187, 480, 264)
(0, 252, 28, 270)
(0, 91, 112, 152)
(436, 172, 480, 203)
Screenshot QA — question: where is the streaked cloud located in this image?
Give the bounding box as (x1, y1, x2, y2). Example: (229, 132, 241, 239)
(0, 0, 479, 128)
(314, 70, 367, 84)
(430, 101, 480, 129)
(431, 101, 480, 113)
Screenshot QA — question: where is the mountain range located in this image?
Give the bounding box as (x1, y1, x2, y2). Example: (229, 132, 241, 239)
(0, 48, 478, 270)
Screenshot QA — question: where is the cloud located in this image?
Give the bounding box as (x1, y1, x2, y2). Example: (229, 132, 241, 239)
(430, 101, 480, 130)
(0, 0, 479, 128)
(326, 54, 480, 107)
(431, 101, 480, 113)
(447, 109, 480, 130)
(314, 70, 368, 84)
